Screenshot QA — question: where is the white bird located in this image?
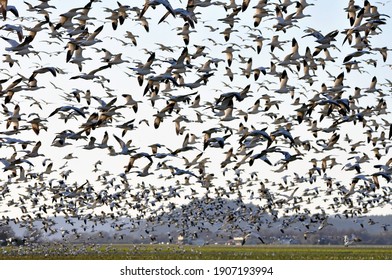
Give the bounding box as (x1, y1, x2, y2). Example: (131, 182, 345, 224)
(70, 64, 111, 80)
(220, 101, 239, 122)
(6, 104, 23, 131)
(0, 1, 18, 21)
(241, 230, 265, 245)
(125, 31, 139, 46)
(274, 70, 292, 93)
(70, 47, 92, 72)
(364, 76, 381, 93)
(140, 0, 176, 18)
(131, 161, 154, 177)
(129, 52, 156, 86)
(0, 24, 23, 41)
(48, 105, 87, 119)
(0, 0, 8, 20)
(122, 94, 141, 113)
(343, 50, 372, 63)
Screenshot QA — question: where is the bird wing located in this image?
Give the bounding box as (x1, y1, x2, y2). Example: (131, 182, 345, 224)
(88, 64, 111, 75)
(113, 134, 126, 150)
(160, 0, 176, 17)
(0, 0, 8, 20)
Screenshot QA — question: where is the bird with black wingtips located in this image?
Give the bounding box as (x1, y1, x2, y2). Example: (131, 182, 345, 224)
(129, 52, 156, 86)
(241, 0, 250, 12)
(274, 70, 293, 94)
(70, 64, 111, 80)
(1, 35, 32, 53)
(48, 105, 87, 119)
(0, 23, 23, 42)
(140, 0, 177, 19)
(6, 104, 24, 131)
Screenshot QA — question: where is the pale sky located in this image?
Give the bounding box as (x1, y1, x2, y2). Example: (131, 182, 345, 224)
(0, 0, 391, 226)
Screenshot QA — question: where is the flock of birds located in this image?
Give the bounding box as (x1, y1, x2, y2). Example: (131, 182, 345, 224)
(0, 0, 391, 246)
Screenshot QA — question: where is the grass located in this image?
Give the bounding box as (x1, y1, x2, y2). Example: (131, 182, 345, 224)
(1, 244, 392, 260)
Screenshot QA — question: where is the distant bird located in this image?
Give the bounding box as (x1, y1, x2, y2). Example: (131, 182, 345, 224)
(1, 36, 31, 53)
(126, 152, 153, 172)
(275, 70, 293, 93)
(6, 104, 23, 131)
(203, 132, 232, 150)
(242, 0, 251, 12)
(343, 50, 372, 63)
(0, 0, 7, 20)
(0, 24, 23, 42)
(23, 141, 44, 158)
(48, 106, 87, 119)
(131, 161, 154, 177)
(344, 234, 362, 246)
(27, 116, 47, 135)
(159, 4, 197, 28)
(129, 52, 156, 86)
(242, 230, 265, 245)
(140, 0, 176, 18)
(0, 0, 391, 248)
(125, 31, 139, 46)
(29, 67, 58, 83)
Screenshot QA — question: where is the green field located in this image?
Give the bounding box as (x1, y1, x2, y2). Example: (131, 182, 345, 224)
(1, 244, 392, 260)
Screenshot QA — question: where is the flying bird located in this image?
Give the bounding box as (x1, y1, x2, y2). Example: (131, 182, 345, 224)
(140, 0, 177, 19)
